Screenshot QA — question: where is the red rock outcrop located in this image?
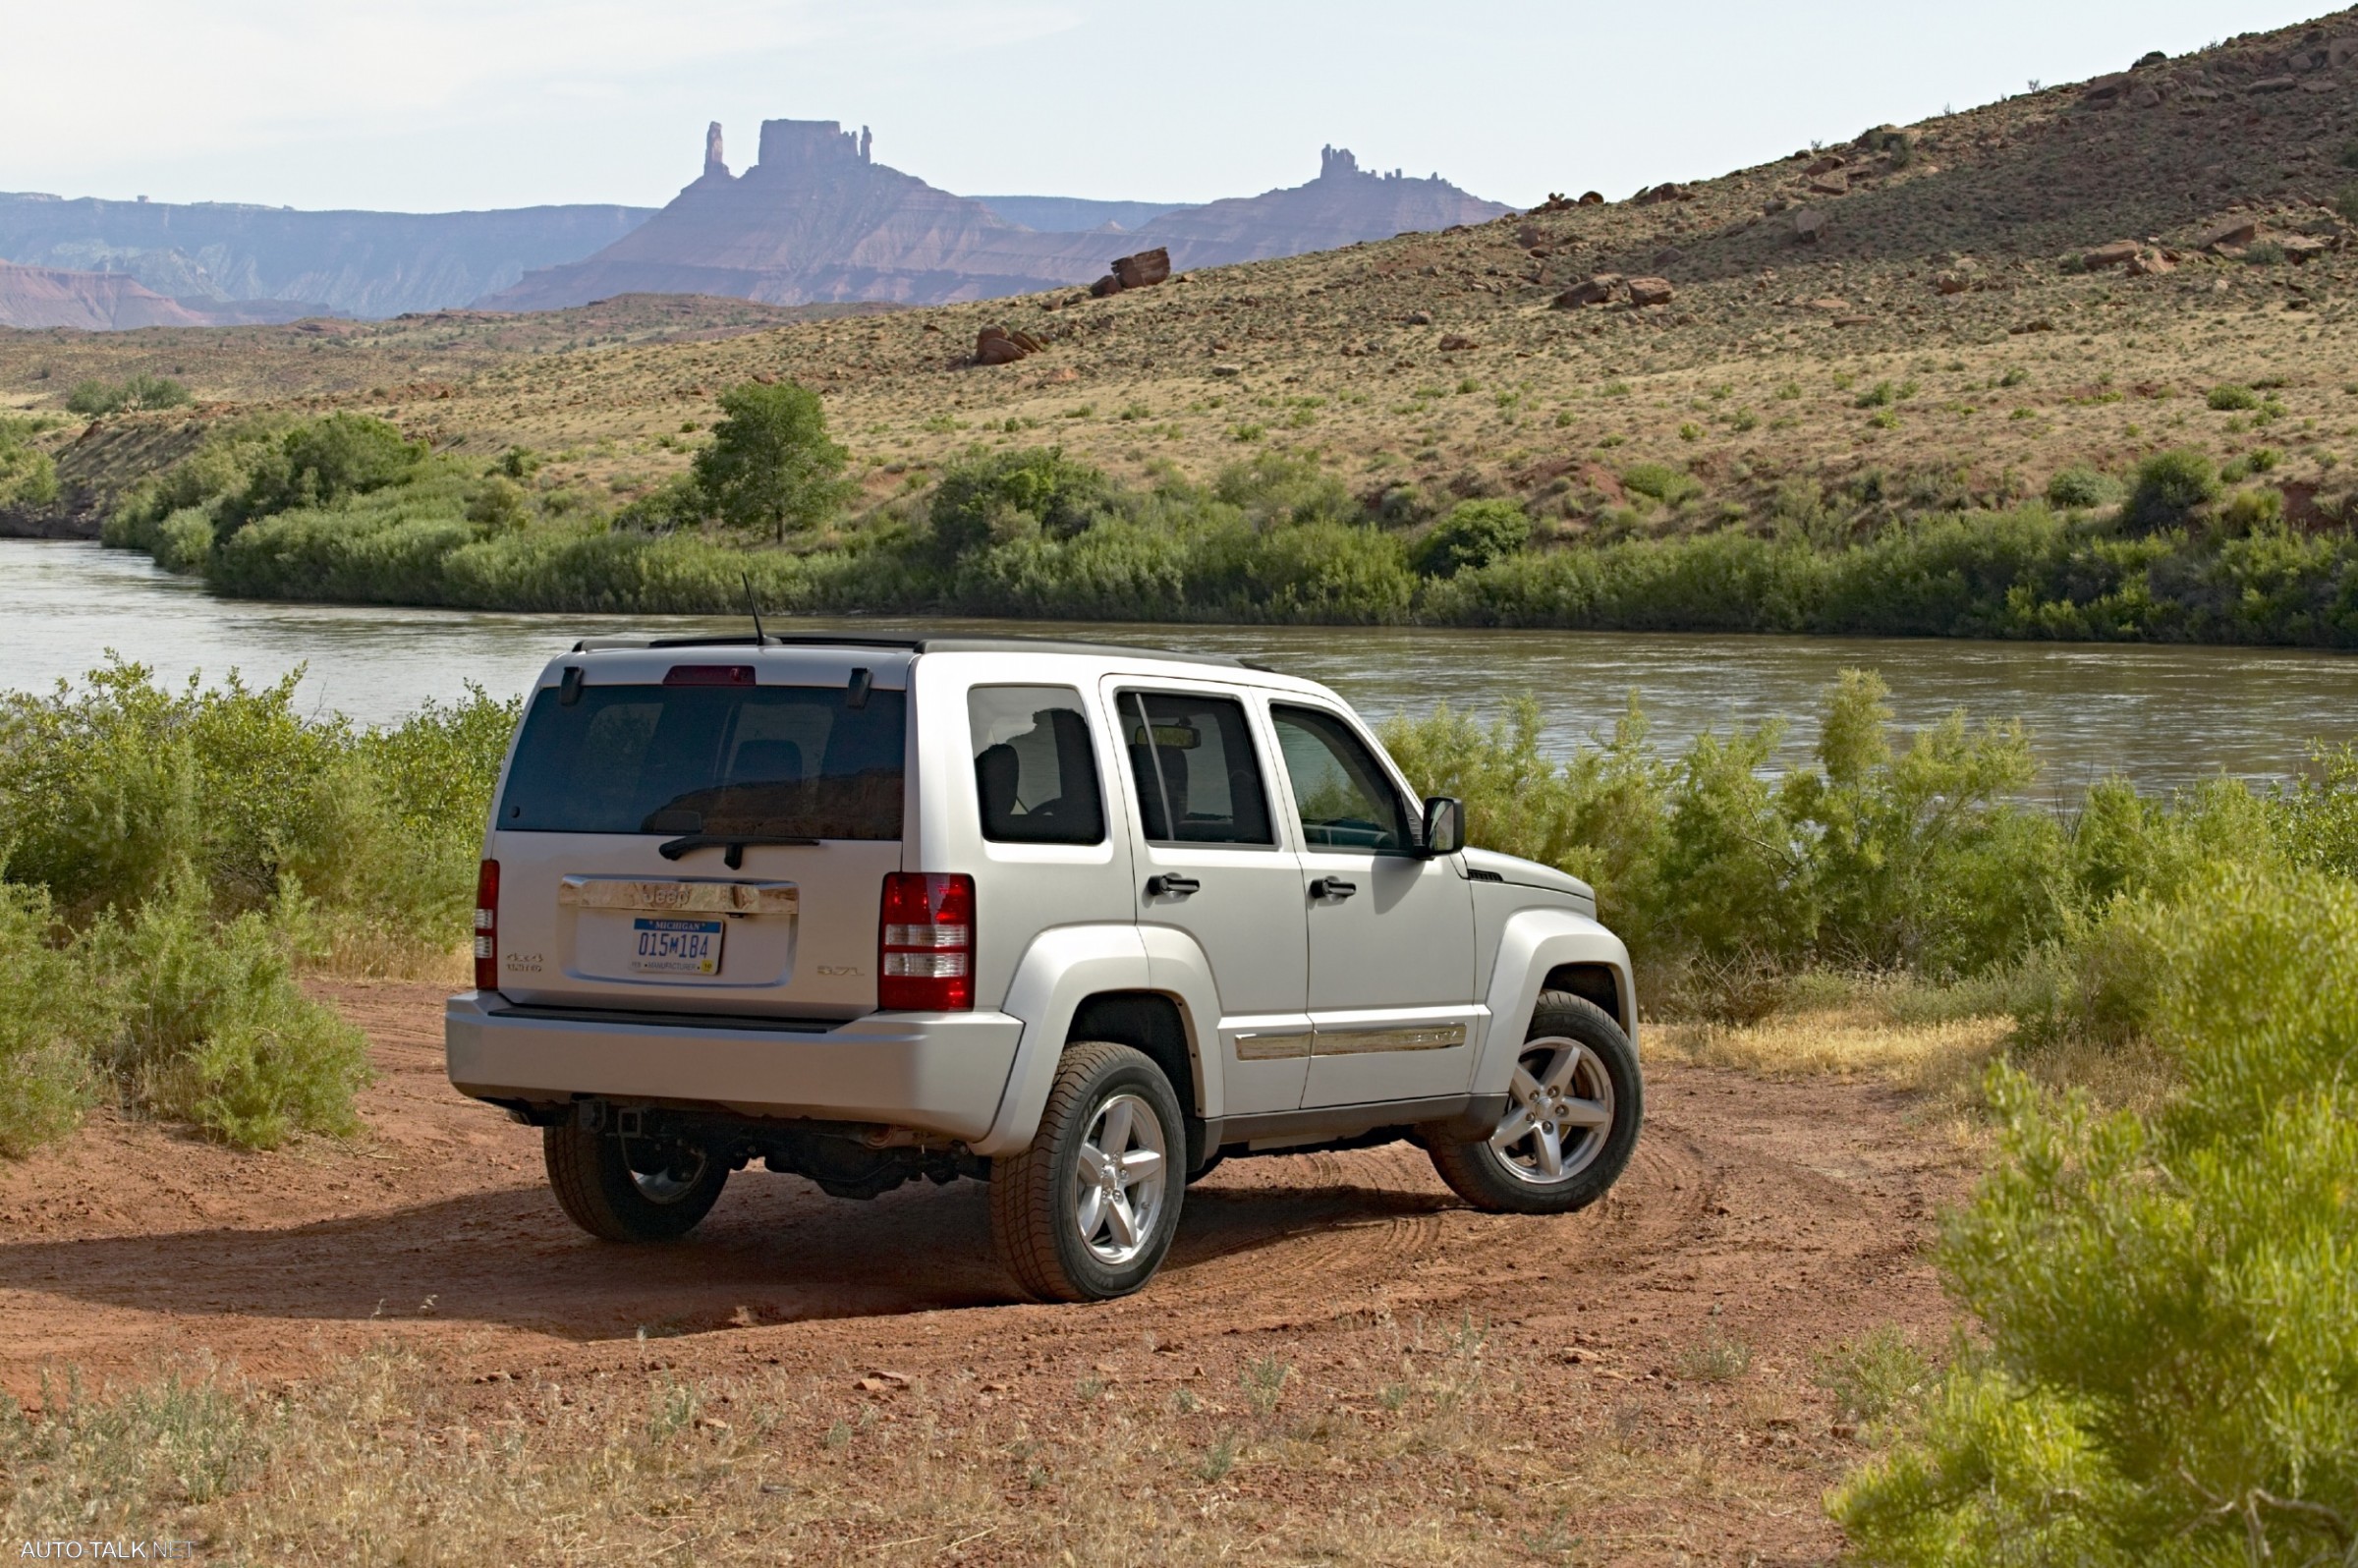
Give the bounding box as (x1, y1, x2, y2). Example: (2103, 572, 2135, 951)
(0, 260, 211, 329)
(481, 125, 1507, 310)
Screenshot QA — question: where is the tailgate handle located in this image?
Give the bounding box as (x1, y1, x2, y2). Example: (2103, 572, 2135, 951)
(1146, 874, 1201, 899)
(1310, 877, 1358, 901)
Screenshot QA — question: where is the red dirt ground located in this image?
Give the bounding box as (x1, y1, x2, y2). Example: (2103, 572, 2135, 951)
(0, 981, 1978, 1563)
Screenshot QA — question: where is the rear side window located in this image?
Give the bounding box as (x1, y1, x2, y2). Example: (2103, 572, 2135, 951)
(968, 686, 1106, 845)
(498, 683, 906, 839)
(1121, 691, 1273, 846)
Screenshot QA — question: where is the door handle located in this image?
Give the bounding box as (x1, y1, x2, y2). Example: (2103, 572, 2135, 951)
(1146, 874, 1201, 898)
(1310, 877, 1357, 901)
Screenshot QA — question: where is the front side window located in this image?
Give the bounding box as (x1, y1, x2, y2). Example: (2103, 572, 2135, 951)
(968, 686, 1106, 845)
(498, 683, 906, 840)
(1121, 691, 1273, 846)
(1271, 703, 1411, 854)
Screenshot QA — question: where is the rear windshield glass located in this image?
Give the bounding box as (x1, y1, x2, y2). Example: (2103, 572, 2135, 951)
(498, 684, 906, 839)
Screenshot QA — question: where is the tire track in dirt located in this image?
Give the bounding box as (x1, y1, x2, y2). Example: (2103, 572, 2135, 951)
(0, 983, 1974, 1411)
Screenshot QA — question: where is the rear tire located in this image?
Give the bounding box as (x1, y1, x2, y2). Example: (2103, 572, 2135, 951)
(543, 1125, 728, 1242)
(1425, 992, 1642, 1215)
(990, 1041, 1186, 1302)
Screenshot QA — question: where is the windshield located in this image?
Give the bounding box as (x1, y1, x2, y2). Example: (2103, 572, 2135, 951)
(497, 683, 906, 840)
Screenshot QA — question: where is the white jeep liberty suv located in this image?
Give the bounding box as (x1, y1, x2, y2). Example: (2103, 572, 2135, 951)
(446, 635, 1642, 1301)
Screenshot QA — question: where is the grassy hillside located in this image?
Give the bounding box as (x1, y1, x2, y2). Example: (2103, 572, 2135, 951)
(11, 13, 2358, 615)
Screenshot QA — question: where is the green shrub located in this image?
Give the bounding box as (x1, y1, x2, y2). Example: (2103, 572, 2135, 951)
(222, 414, 426, 533)
(1833, 862, 2358, 1564)
(2043, 467, 2118, 509)
(1212, 451, 1356, 527)
(0, 658, 507, 948)
(1621, 462, 1701, 507)
(0, 884, 98, 1156)
(85, 881, 367, 1148)
(153, 508, 214, 574)
(2123, 448, 2219, 532)
(0, 423, 59, 508)
(2272, 741, 2358, 877)
(2208, 383, 2262, 412)
(2243, 239, 2287, 266)
(103, 416, 295, 547)
(927, 446, 1113, 559)
(691, 380, 851, 542)
(1417, 499, 1531, 577)
(2218, 485, 2284, 531)
(465, 476, 532, 532)
(65, 374, 192, 416)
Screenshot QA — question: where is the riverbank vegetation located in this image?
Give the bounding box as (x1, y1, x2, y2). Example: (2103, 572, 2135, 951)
(0, 662, 515, 1151)
(94, 387, 2358, 645)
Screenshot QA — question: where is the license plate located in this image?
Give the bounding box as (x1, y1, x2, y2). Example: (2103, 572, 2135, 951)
(630, 917, 724, 976)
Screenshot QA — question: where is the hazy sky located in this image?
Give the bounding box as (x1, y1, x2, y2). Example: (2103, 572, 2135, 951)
(2, 2, 2331, 213)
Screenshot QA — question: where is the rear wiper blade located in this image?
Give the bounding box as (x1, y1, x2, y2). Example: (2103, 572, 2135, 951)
(657, 834, 820, 869)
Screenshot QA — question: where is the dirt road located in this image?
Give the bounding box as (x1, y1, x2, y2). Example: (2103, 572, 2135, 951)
(0, 981, 1976, 1562)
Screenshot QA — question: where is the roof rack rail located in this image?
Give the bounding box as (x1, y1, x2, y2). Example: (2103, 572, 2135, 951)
(570, 632, 1249, 668)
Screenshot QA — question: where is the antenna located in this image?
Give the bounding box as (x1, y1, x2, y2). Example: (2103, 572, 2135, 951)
(740, 572, 768, 645)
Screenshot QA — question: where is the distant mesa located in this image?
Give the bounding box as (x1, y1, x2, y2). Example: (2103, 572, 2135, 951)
(477, 118, 1509, 311)
(0, 192, 654, 325)
(0, 257, 258, 331)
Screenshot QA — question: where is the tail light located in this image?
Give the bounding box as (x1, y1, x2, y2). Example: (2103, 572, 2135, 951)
(878, 872, 975, 1011)
(474, 860, 500, 992)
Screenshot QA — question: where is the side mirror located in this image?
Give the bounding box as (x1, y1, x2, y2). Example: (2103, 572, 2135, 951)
(1421, 796, 1465, 857)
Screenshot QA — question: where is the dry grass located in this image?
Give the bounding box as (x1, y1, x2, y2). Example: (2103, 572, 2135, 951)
(0, 1331, 1820, 1566)
(1652, 1006, 2013, 1095)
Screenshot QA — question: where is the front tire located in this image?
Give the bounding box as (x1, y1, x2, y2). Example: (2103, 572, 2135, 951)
(990, 1041, 1186, 1302)
(543, 1124, 728, 1242)
(1425, 992, 1642, 1215)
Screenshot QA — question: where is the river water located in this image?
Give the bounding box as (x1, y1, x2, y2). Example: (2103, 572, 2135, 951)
(3, 538, 2352, 794)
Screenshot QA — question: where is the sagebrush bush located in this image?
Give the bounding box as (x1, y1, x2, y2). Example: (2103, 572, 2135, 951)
(66, 374, 192, 416)
(1833, 862, 2358, 1564)
(0, 884, 98, 1156)
(2123, 448, 2220, 532)
(86, 880, 369, 1148)
(2043, 466, 2118, 509)
(1620, 462, 1702, 507)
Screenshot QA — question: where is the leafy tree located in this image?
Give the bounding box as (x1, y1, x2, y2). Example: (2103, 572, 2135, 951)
(221, 414, 425, 534)
(928, 446, 1112, 560)
(1418, 499, 1531, 577)
(691, 380, 851, 542)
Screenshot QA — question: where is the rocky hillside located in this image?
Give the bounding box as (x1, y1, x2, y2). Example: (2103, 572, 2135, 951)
(482, 121, 1505, 310)
(13, 10, 2358, 538)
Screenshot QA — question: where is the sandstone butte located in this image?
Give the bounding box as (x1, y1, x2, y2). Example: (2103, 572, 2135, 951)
(479, 125, 1510, 310)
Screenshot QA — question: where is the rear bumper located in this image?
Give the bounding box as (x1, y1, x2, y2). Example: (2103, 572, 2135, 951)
(443, 991, 1023, 1144)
